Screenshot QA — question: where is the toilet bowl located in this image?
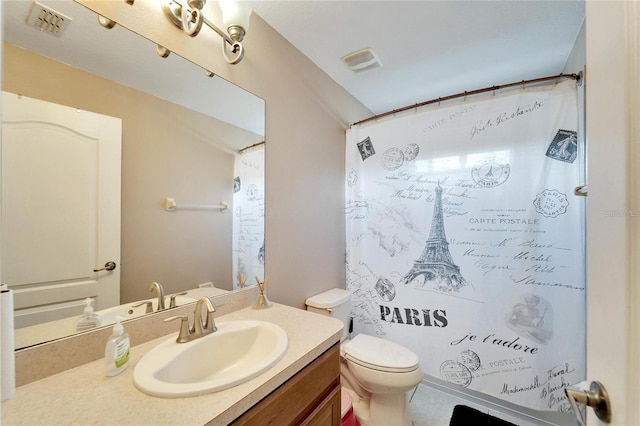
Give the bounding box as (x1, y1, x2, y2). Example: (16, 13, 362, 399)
(305, 288, 422, 426)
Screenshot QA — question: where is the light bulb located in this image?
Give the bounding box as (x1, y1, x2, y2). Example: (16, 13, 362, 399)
(219, 0, 252, 33)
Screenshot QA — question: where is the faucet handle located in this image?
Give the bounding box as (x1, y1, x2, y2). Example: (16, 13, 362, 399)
(132, 300, 153, 314)
(164, 315, 191, 343)
(169, 292, 189, 308)
(204, 299, 218, 332)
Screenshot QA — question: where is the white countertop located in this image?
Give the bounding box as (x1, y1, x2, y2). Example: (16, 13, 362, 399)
(2, 304, 343, 425)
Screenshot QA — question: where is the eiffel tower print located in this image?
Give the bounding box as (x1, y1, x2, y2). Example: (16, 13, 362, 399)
(403, 183, 468, 291)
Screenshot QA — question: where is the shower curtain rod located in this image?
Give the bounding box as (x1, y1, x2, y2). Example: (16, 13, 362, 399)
(238, 141, 265, 154)
(350, 72, 581, 128)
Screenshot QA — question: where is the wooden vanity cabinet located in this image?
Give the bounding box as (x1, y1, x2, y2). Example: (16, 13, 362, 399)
(230, 343, 342, 426)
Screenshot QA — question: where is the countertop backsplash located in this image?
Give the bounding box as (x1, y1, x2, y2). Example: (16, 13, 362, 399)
(14, 286, 259, 386)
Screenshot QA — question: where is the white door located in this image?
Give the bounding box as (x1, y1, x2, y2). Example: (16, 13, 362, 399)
(585, 2, 640, 425)
(1, 92, 121, 328)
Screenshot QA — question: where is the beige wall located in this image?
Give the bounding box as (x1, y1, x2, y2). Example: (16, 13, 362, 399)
(74, 1, 372, 309)
(2, 42, 246, 302)
(223, 16, 373, 308)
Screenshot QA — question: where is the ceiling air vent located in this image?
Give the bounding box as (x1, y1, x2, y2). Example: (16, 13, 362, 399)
(27, 2, 72, 36)
(342, 48, 383, 73)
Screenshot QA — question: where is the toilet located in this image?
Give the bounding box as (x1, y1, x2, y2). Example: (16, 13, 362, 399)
(305, 288, 422, 426)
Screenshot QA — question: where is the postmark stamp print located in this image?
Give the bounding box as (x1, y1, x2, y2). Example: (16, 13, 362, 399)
(403, 143, 420, 161)
(357, 137, 376, 161)
(471, 157, 510, 188)
(440, 360, 472, 387)
(375, 277, 396, 302)
(546, 129, 578, 164)
(382, 148, 405, 170)
(533, 189, 569, 218)
(459, 350, 481, 372)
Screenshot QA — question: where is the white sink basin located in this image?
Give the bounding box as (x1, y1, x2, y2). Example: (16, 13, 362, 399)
(133, 320, 288, 398)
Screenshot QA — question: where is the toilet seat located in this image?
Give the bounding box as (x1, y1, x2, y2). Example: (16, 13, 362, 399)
(342, 333, 419, 373)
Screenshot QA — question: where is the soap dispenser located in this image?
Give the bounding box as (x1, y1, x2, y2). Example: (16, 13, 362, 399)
(105, 316, 130, 376)
(75, 298, 102, 332)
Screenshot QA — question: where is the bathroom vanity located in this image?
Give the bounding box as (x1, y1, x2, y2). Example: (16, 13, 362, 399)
(233, 344, 341, 425)
(1, 303, 343, 425)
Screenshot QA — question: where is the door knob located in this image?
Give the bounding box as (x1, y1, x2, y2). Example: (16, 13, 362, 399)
(564, 381, 611, 425)
(93, 261, 117, 272)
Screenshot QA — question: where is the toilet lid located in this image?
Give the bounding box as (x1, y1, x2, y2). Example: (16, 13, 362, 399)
(305, 288, 350, 309)
(342, 333, 419, 373)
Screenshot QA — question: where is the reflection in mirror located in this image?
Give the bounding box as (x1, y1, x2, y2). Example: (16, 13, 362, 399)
(2, 0, 265, 349)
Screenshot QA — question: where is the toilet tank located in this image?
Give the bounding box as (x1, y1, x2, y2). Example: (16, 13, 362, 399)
(305, 288, 351, 341)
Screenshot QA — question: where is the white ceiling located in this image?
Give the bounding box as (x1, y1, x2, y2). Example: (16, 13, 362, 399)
(245, 0, 585, 116)
(3, 0, 585, 126)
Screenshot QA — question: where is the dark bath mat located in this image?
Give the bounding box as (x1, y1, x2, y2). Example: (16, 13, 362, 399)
(449, 404, 517, 426)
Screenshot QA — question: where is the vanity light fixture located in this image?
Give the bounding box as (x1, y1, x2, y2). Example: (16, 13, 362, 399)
(161, 0, 252, 65)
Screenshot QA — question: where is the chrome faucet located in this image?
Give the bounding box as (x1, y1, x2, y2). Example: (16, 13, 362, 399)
(147, 281, 166, 311)
(192, 296, 218, 336)
(164, 296, 217, 343)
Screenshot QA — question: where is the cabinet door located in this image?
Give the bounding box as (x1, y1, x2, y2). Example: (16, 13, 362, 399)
(300, 385, 341, 426)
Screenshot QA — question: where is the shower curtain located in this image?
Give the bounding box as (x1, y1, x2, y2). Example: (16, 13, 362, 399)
(232, 145, 265, 289)
(345, 80, 585, 411)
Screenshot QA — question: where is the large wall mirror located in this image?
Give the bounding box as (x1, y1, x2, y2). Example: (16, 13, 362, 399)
(2, 0, 265, 349)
